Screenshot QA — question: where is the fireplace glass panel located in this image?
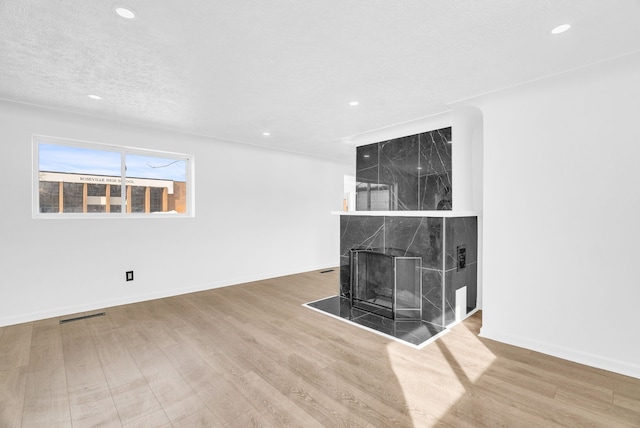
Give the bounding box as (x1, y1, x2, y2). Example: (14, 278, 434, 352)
(394, 257, 422, 319)
(350, 250, 422, 320)
(351, 251, 394, 318)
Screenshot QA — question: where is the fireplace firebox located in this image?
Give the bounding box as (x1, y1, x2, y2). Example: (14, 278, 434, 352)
(350, 249, 422, 320)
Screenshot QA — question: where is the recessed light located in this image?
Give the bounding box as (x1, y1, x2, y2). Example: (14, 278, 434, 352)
(263, 132, 270, 136)
(551, 24, 571, 34)
(349, 101, 359, 106)
(114, 6, 137, 20)
(87, 94, 102, 100)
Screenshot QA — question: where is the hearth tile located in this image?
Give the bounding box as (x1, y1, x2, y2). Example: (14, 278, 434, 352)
(305, 296, 446, 348)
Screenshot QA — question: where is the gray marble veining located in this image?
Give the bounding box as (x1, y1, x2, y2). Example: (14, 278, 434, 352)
(339, 215, 385, 297)
(445, 217, 478, 270)
(306, 295, 445, 347)
(356, 127, 452, 211)
(339, 214, 477, 325)
(421, 268, 444, 326)
(341, 126, 478, 328)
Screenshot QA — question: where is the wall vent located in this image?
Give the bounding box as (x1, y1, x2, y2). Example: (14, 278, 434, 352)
(59, 312, 106, 324)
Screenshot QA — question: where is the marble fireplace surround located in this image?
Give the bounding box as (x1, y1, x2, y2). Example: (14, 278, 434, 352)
(356, 127, 452, 211)
(305, 210, 478, 348)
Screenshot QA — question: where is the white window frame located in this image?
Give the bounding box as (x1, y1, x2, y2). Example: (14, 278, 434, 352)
(32, 135, 195, 219)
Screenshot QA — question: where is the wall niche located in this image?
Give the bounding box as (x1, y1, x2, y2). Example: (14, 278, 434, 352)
(355, 127, 452, 211)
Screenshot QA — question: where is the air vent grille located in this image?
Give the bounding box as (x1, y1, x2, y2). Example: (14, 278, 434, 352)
(59, 312, 106, 324)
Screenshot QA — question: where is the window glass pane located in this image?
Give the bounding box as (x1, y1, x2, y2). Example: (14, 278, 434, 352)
(86, 184, 106, 213)
(126, 153, 187, 214)
(150, 187, 164, 213)
(38, 143, 121, 215)
(129, 186, 146, 213)
(87, 184, 105, 196)
(63, 183, 84, 213)
(39, 182, 60, 213)
(110, 184, 122, 213)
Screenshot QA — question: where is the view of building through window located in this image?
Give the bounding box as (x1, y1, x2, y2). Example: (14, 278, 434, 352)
(35, 139, 191, 216)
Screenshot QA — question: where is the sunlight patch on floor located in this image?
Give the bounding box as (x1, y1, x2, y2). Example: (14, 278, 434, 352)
(439, 322, 497, 383)
(385, 319, 497, 424)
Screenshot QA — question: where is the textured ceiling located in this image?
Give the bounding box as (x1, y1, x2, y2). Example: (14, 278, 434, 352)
(2, 1, 640, 162)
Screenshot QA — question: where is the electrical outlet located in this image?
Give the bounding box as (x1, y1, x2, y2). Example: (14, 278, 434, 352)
(126, 271, 134, 281)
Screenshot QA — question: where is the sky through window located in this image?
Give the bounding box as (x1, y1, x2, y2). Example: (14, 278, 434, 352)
(38, 144, 187, 181)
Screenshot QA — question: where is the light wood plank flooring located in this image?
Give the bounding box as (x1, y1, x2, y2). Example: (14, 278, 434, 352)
(1, 269, 639, 427)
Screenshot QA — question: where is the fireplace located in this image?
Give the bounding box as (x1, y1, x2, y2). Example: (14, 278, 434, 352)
(350, 249, 422, 320)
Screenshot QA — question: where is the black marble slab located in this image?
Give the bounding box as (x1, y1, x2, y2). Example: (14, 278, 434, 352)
(419, 128, 452, 210)
(355, 143, 381, 210)
(340, 216, 385, 256)
(419, 127, 452, 174)
(339, 214, 477, 327)
(421, 268, 444, 326)
(355, 127, 452, 211)
(355, 143, 379, 183)
(420, 173, 452, 211)
(379, 135, 420, 210)
(445, 216, 478, 270)
(306, 296, 445, 347)
(339, 215, 385, 297)
(385, 216, 443, 269)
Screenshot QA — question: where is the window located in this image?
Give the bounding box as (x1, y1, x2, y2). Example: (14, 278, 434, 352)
(39, 181, 60, 213)
(87, 184, 107, 213)
(33, 135, 193, 218)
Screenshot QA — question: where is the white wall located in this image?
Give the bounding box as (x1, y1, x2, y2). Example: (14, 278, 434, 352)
(452, 106, 484, 308)
(0, 101, 352, 327)
(452, 106, 482, 212)
(474, 52, 640, 379)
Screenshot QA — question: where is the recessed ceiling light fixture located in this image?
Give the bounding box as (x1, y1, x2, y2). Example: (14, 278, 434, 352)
(349, 101, 359, 106)
(113, 6, 137, 20)
(551, 24, 571, 34)
(262, 132, 270, 136)
(87, 94, 103, 100)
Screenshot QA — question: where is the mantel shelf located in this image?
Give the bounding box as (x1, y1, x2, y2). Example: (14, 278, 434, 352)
(331, 210, 481, 218)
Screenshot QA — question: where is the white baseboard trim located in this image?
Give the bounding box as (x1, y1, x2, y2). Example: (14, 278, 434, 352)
(0, 265, 336, 327)
(479, 327, 640, 380)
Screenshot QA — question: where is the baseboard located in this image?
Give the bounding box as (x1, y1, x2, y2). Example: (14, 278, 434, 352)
(479, 327, 640, 380)
(0, 264, 336, 327)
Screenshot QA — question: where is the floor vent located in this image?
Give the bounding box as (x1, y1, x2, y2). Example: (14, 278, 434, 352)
(59, 312, 106, 324)
(319, 269, 335, 274)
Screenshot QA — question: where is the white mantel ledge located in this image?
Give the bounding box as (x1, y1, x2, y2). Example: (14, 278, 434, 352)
(331, 210, 481, 218)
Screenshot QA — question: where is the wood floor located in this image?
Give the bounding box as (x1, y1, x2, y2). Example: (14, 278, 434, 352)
(1, 269, 639, 427)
